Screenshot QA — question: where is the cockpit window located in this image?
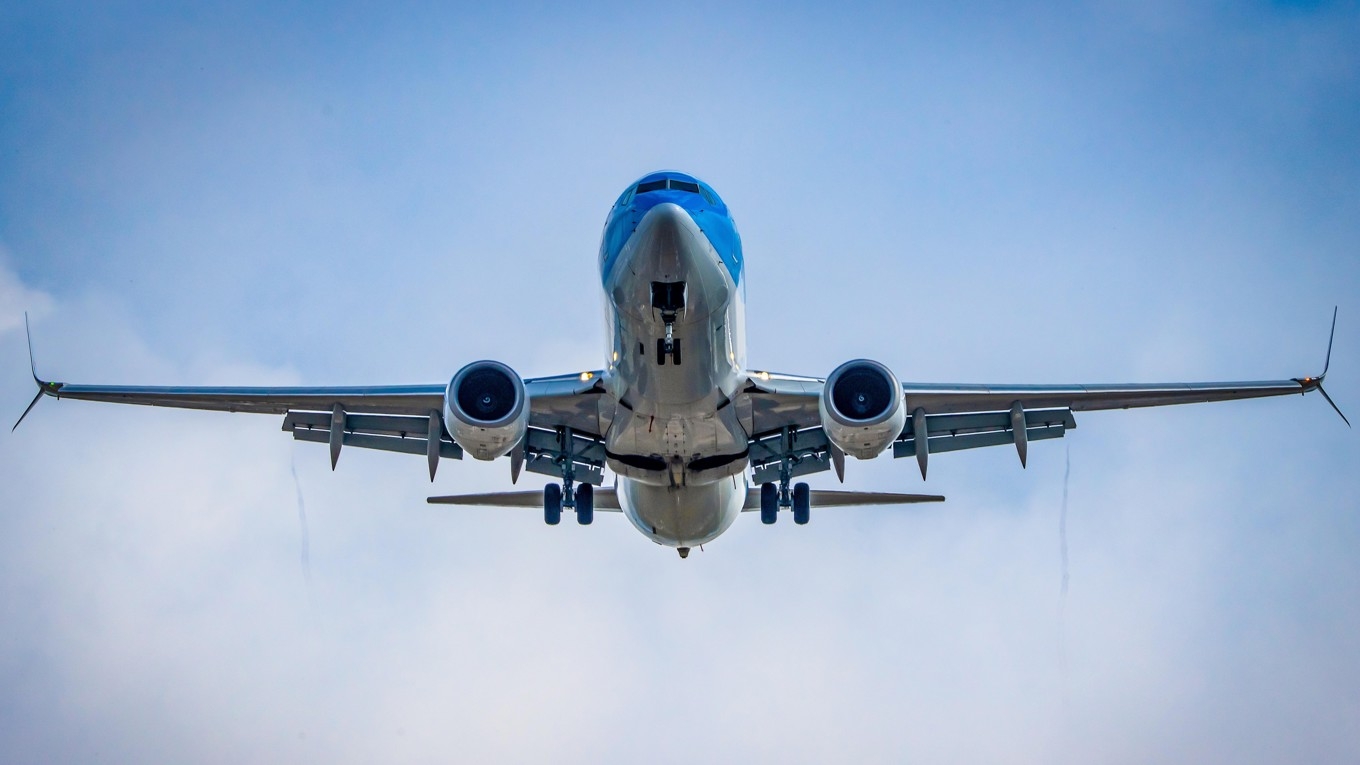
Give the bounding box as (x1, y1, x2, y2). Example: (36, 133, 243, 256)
(633, 178, 704, 197)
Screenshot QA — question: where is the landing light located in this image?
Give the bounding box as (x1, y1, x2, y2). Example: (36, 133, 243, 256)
(580, 371, 594, 381)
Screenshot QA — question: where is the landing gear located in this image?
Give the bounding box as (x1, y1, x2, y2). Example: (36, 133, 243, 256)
(760, 431, 813, 527)
(678, 547, 690, 559)
(656, 337, 681, 365)
(575, 483, 594, 525)
(544, 483, 562, 525)
(792, 482, 810, 525)
(651, 280, 685, 366)
(760, 483, 779, 524)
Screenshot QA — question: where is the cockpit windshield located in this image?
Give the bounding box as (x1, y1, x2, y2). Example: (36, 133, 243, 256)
(636, 178, 702, 196)
(620, 173, 723, 208)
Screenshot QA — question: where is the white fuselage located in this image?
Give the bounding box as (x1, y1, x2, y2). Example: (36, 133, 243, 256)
(601, 203, 749, 547)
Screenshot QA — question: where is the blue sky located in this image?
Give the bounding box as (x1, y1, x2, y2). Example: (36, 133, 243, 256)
(2, 2, 1358, 762)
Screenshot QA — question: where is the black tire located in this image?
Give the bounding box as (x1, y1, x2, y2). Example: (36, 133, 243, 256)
(671, 337, 681, 365)
(760, 483, 778, 525)
(544, 483, 562, 525)
(575, 483, 594, 525)
(656, 338, 667, 366)
(793, 482, 810, 525)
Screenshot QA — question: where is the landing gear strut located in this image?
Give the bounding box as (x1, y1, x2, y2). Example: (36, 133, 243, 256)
(542, 426, 581, 526)
(652, 281, 685, 366)
(760, 426, 811, 526)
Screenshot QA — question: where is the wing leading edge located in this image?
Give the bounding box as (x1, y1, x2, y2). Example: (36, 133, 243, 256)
(743, 311, 1346, 480)
(15, 320, 611, 482)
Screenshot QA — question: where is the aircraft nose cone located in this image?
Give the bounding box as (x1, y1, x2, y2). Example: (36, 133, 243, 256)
(640, 201, 690, 228)
(630, 203, 704, 282)
(636, 202, 693, 246)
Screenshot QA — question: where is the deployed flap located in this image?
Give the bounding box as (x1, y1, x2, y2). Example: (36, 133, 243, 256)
(747, 425, 835, 485)
(284, 410, 464, 461)
(520, 425, 608, 486)
(893, 407, 1075, 459)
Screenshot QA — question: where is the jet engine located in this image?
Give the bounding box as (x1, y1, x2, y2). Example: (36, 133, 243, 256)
(819, 359, 906, 459)
(444, 360, 528, 461)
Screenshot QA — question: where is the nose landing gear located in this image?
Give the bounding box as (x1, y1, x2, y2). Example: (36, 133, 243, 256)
(651, 281, 686, 366)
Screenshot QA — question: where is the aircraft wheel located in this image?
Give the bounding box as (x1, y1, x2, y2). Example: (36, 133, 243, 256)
(793, 482, 810, 525)
(575, 483, 594, 525)
(544, 483, 562, 525)
(760, 483, 778, 525)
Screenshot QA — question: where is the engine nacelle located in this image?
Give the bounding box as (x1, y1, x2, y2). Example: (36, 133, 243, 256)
(444, 360, 528, 461)
(819, 359, 906, 460)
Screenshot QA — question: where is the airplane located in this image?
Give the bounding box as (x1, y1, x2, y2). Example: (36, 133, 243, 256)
(13, 170, 1349, 558)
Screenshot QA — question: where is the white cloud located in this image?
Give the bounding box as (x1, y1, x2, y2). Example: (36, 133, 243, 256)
(0, 245, 54, 338)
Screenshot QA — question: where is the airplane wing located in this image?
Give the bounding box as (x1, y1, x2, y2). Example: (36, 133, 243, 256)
(743, 312, 1346, 481)
(14, 318, 610, 483)
(425, 487, 944, 510)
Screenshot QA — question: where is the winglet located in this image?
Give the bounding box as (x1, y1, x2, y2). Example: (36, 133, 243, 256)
(25, 312, 37, 382)
(13, 313, 49, 432)
(1318, 385, 1350, 428)
(1301, 307, 1349, 428)
(1322, 305, 1338, 380)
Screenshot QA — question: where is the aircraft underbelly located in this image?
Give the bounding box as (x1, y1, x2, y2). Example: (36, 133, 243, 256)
(603, 203, 747, 473)
(618, 476, 746, 548)
(602, 203, 750, 545)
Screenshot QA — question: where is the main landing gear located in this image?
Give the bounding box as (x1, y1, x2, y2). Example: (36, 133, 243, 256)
(760, 479, 811, 525)
(543, 481, 594, 526)
(760, 426, 811, 525)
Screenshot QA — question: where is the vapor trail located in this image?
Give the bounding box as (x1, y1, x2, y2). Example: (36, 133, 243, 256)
(1058, 441, 1072, 733)
(1060, 443, 1070, 597)
(290, 451, 312, 589)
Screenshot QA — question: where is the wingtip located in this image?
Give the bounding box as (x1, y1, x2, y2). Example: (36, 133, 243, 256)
(12, 313, 53, 431)
(1318, 385, 1351, 429)
(1322, 305, 1338, 380)
(24, 312, 37, 383)
(12, 388, 44, 432)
